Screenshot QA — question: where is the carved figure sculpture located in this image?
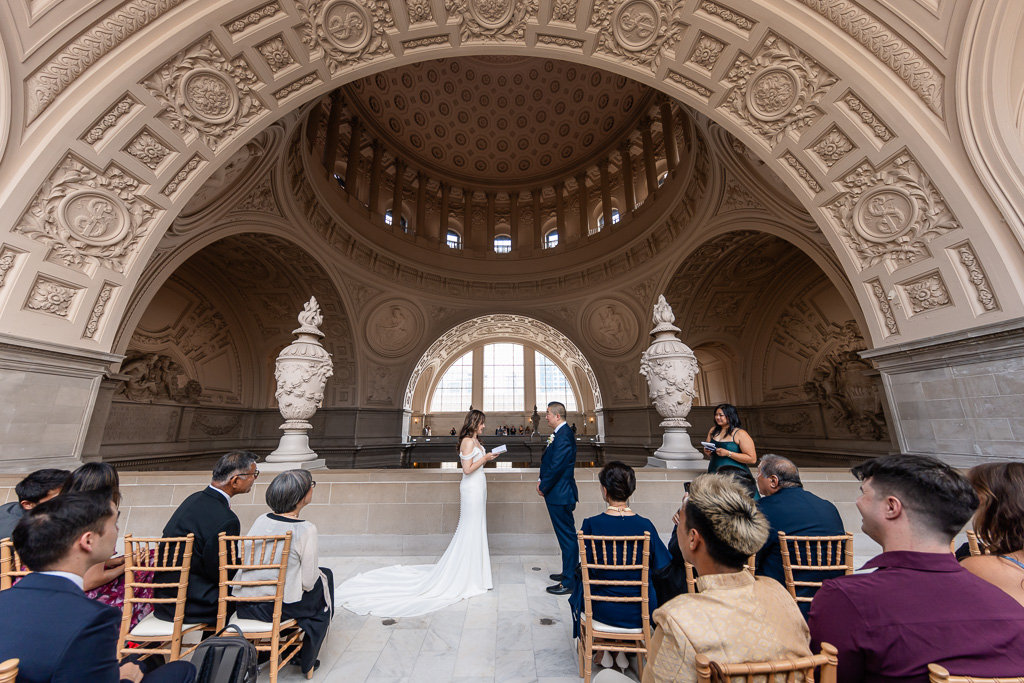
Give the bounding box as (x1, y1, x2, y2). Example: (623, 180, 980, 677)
(115, 352, 203, 404)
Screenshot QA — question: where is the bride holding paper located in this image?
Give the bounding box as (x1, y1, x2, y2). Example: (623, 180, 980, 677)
(334, 409, 500, 617)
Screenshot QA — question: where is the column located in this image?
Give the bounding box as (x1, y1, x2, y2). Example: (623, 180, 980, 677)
(510, 191, 522, 250)
(619, 139, 635, 215)
(575, 171, 588, 239)
(471, 347, 484, 411)
(390, 158, 405, 230)
(523, 347, 536, 414)
(438, 182, 450, 244)
(344, 116, 363, 197)
(553, 182, 566, 244)
(598, 159, 613, 230)
(532, 189, 543, 248)
(368, 141, 383, 214)
(321, 91, 343, 174)
(486, 192, 496, 250)
(415, 173, 427, 236)
(641, 117, 658, 198)
(463, 189, 474, 249)
(659, 98, 678, 172)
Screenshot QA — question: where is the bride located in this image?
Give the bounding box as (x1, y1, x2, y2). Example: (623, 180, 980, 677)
(335, 409, 499, 617)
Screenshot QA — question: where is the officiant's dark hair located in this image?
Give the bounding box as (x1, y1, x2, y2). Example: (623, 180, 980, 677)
(459, 409, 486, 442)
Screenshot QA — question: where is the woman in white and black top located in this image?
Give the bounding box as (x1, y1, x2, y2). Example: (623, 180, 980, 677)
(233, 469, 332, 676)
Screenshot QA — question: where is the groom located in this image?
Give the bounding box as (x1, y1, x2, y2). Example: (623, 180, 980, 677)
(538, 401, 578, 595)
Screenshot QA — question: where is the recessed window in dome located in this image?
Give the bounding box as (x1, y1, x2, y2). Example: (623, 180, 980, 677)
(596, 209, 620, 231)
(446, 230, 462, 249)
(494, 235, 511, 253)
(658, 171, 668, 187)
(384, 209, 408, 229)
(544, 230, 559, 249)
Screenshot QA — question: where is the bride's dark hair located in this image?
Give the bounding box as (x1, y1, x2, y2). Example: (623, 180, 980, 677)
(458, 409, 486, 441)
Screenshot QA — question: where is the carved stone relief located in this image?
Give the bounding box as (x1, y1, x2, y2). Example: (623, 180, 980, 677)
(810, 126, 855, 168)
(143, 35, 265, 151)
(550, 0, 576, 23)
(829, 152, 960, 269)
(585, 300, 638, 356)
(952, 243, 998, 313)
(899, 271, 951, 315)
(25, 276, 80, 318)
(696, 1, 754, 31)
(366, 300, 422, 356)
(0, 246, 25, 289)
(868, 278, 900, 336)
(275, 74, 322, 102)
(629, 276, 657, 309)
(367, 362, 396, 403)
(162, 155, 205, 198)
(231, 176, 281, 215)
(124, 129, 173, 170)
(115, 351, 203, 404)
(842, 91, 893, 143)
(83, 96, 139, 146)
(722, 34, 838, 147)
(405, 0, 433, 23)
(720, 178, 763, 212)
(226, 2, 282, 34)
(297, 0, 395, 71)
(257, 36, 296, 72)
(688, 33, 725, 72)
(83, 282, 116, 339)
(13, 155, 159, 274)
(181, 141, 263, 217)
(611, 363, 639, 402)
(591, 0, 686, 71)
(190, 413, 243, 437)
(446, 0, 538, 42)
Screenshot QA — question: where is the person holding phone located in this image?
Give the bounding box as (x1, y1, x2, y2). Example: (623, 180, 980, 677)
(704, 403, 757, 474)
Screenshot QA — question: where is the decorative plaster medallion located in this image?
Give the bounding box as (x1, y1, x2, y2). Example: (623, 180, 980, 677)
(58, 190, 132, 247)
(852, 187, 916, 244)
(298, 0, 393, 71)
(124, 129, 172, 170)
(745, 67, 799, 122)
(900, 272, 950, 315)
(181, 69, 239, 124)
(367, 300, 422, 356)
(550, 0, 576, 22)
(613, 0, 660, 52)
(586, 300, 639, 355)
(470, 0, 515, 29)
(445, 0, 537, 41)
(26, 276, 79, 318)
(688, 33, 724, 71)
(811, 126, 854, 168)
(322, 0, 373, 52)
(257, 36, 295, 72)
(406, 0, 434, 23)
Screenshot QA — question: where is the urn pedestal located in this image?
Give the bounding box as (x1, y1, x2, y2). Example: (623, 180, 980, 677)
(267, 297, 333, 470)
(640, 296, 705, 470)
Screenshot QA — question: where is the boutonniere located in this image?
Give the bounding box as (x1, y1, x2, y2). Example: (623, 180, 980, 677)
(547, 433, 555, 446)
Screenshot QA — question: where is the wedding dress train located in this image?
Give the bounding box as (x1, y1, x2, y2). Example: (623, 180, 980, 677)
(334, 445, 492, 617)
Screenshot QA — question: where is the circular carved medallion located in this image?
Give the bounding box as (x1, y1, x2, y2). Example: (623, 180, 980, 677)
(613, 0, 661, 52)
(181, 69, 238, 124)
(585, 300, 639, 356)
(366, 300, 422, 357)
(321, 0, 372, 53)
(745, 67, 800, 122)
(853, 187, 917, 244)
(469, 0, 515, 29)
(58, 190, 130, 247)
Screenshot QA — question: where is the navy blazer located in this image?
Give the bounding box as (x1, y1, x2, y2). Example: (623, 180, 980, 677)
(154, 487, 240, 622)
(539, 424, 578, 505)
(755, 486, 846, 613)
(0, 572, 131, 683)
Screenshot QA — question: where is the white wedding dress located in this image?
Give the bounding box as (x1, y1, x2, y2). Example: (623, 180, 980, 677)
(334, 444, 492, 617)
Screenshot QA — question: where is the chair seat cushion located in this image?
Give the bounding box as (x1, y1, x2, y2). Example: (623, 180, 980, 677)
(581, 613, 643, 635)
(228, 614, 297, 634)
(129, 613, 207, 638)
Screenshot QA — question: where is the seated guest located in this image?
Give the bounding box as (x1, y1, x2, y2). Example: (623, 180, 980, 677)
(154, 450, 258, 623)
(0, 491, 195, 683)
(234, 470, 333, 676)
(599, 473, 810, 683)
(754, 454, 845, 615)
(569, 462, 671, 672)
(810, 455, 1024, 682)
(0, 467, 68, 540)
(62, 462, 154, 628)
(961, 462, 1024, 607)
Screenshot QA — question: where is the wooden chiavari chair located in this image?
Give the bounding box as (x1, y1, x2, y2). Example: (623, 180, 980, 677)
(928, 663, 1024, 683)
(0, 537, 29, 590)
(777, 533, 854, 605)
(0, 658, 18, 683)
(696, 643, 839, 683)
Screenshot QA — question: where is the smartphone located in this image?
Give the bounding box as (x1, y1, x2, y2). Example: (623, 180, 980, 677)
(684, 481, 691, 494)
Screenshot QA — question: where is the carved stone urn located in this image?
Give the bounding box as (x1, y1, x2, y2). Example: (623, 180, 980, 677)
(266, 297, 333, 469)
(639, 295, 703, 468)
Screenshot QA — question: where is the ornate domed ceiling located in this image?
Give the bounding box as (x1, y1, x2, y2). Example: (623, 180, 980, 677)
(343, 56, 656, 187)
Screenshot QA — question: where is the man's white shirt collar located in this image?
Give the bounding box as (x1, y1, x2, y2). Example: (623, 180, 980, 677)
(554, 421, 566, 433)
(208, 484, 231, 506)
(39, 570, 85, 591)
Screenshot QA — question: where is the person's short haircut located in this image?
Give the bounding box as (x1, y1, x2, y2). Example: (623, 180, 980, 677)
(716, 465, 759, 500)
(15, 468, 70, 504)
(266, 470, 313, 514)
(852, 454, 978, 540)
(684, 473, 769, 568)
(547, 402, 566, 420)
(212, 450, 259, 483)
(599, 461, 636, 502)
(12, 491, 115, 571)
(967, 462, 1024, 555)
(61, 462, 121, 507)
(758, 454, 802, 489)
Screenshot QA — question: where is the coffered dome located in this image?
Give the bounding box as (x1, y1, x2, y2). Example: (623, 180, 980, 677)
(344, 56, 654, 187)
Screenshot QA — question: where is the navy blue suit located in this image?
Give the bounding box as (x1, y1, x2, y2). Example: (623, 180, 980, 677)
(540, 423, 578, 584)
(755, 486, 846, 616)
(0, 573, 195, 683)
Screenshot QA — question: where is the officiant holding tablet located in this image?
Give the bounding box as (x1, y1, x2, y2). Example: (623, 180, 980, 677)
(538, 401, 579, 595)
(703, 403, 757, 474)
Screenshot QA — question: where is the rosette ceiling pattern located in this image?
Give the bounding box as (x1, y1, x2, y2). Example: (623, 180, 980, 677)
(343, 56, 655, 187)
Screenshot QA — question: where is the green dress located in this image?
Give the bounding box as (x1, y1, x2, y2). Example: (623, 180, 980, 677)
(707, 439, 748, 473)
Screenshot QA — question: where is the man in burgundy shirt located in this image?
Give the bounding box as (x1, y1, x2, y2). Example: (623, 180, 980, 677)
(809, 454, 1024, 682)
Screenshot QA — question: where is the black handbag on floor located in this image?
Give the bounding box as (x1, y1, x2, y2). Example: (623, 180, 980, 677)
(192, 624, 259, 683)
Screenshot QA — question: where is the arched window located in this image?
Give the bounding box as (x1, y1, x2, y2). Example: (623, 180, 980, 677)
(494, 234, 512, 253)
(430, 351, 472, 412)
(544, 229, 559, 249)
(596, 208, 621, 231)
(657, 171, 669, 187)
(446, 230, 462, 249)
(384, 209, 408, 229)
(536, 351, 578, 411)
(483, 343, 523, 411)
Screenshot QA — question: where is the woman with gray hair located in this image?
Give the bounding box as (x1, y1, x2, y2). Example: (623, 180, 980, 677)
(233, 469, 332, 677)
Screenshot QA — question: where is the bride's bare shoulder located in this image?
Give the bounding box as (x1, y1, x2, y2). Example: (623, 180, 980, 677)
(459, 437, 475, 454)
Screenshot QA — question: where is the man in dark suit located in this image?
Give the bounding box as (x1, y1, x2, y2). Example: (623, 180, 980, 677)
(0, 491, 195, 683)
(754, 454, 845, 616)
(538, 401, 579, 595)
(154, 450, 258, 623)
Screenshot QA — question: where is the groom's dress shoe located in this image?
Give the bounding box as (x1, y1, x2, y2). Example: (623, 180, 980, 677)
(549, 573, 566, 582)
(546, 583, 572, 595)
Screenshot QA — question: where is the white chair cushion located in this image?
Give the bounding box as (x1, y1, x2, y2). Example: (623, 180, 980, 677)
(228, 614, 297, 634)
(129, 613, 206, 638)
(581, 612, 643, 635)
